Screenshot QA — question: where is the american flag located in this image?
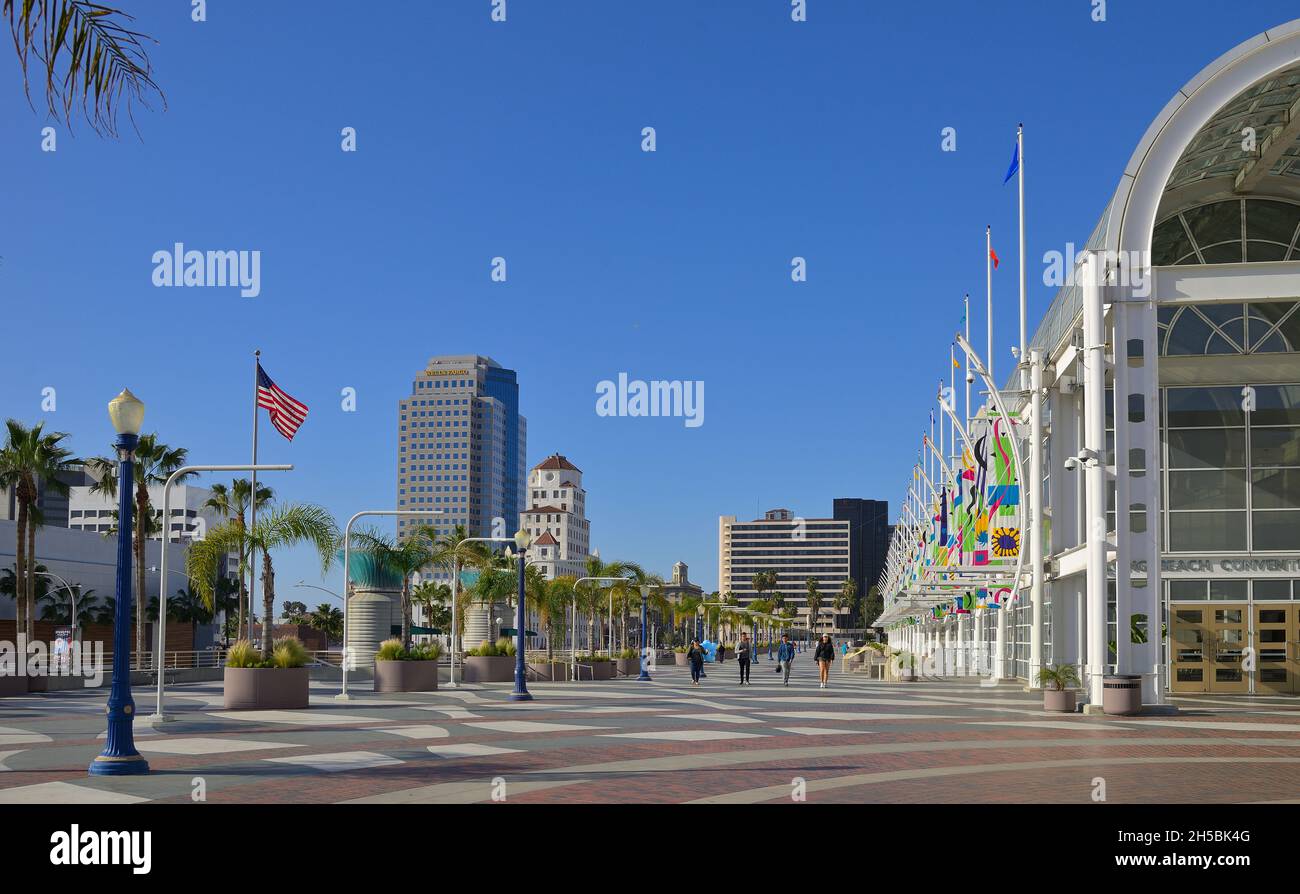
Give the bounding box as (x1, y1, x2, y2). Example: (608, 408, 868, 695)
(256, 363, 309, 440)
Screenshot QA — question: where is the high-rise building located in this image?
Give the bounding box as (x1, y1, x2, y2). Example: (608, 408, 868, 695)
(519, 454, 590, 580)
(3, 465, 95, 528)
(833, 498, 891, 625)
(396, 355, 527, 545)
(717, 508, 851, 632)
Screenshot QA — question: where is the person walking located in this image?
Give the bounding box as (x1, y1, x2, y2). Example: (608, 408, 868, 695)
(737, 632, 752, 685)
(687, 640, 706, 686)
(776, 633, 796, 686)
(815, 634, 835, 688)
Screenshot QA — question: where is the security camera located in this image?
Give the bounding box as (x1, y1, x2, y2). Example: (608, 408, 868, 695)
(965, 373, 975, 385)
(1063, 456, 1079, 472)
(1010, 346, 1020, 359)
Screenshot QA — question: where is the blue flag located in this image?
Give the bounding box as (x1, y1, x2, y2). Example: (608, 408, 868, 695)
(1003, 141, 1020, 184)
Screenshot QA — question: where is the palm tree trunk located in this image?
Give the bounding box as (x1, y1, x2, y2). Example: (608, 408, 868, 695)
(135, 485, 149, 670)
(24, 504, 37, 641)
(401, 577, 412, 650)
(261, 551, 275, 657)
(14, 499, 27, 647)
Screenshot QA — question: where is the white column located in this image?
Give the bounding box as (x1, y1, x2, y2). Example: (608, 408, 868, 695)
(955, 614, 965, 674)
(1082, 251, 1109, 707)
(1029, 349, 1045, 687)
(994, 599, 1007, 679)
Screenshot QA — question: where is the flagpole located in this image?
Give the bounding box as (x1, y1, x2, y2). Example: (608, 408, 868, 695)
(986, 226, 994, 386)
(249, 350, 260, 644)
(1018, 123, 1028, 390)
(964, 293, 971, 434)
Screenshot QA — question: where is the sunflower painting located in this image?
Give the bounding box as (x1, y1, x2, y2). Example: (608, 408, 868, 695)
(991, 527, 1021, 558)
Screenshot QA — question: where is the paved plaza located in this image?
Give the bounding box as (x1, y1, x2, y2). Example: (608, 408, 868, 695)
(2, 661, 1300, 804)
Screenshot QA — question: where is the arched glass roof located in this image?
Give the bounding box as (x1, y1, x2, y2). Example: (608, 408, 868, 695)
(1153, 198, 1300, 265)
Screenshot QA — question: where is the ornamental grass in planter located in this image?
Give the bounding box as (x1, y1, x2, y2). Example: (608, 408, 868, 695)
(674, 646, 691, 666)
(615, 647, 642, 676)
(1037, 663, 1081, 712)
(223, 637, 311, 710)
(373, 638, 442, 693)
(462, 638, 516, 683)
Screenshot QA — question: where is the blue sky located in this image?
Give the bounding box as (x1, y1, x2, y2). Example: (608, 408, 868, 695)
(2, 0, 1297, 595)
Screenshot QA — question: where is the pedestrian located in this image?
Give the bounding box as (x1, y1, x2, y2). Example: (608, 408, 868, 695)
(687, 640, 706, 685)
(737, 632, 752, 685)
(815, 634, 835, 688)
(841, 641, 849, 657)
(776, 633, 796, 686)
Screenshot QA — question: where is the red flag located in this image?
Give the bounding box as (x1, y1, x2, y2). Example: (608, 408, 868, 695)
(989, 248, 1001, 269)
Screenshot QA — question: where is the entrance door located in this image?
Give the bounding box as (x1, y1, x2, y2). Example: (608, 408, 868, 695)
(1255, 604, 1300, 695)
(1169, 604, 1251, 693)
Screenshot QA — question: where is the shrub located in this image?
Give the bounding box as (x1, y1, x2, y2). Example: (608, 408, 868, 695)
(468, 640, 501, 657)
(495, 637, 517, 657)
(674, 646, 687, 654)
(271, 636, 310, 669)
(376, 638, 406, 662)
(617, 647, 638, 660)
(408, 642, 443, 662)
(226, 639, 261, 668)
(1037, 663, 1080, 691)
(576, 653, 612, 663)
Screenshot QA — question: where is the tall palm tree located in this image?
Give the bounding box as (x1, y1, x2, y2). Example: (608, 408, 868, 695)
(186, 504, 338, 657)
(426, 524, 491, 645)
(752, 569, 779, 616)
(411, 581, 452, 634)
(580, 555, 633, 653)
(0, 420, 78, 641)
(203, 479, 274, 646)
(352, 528, 434, 649)
(673, 594, 702, 645)
(3, 0, 164, 137)
(607, 561, 649, 650)
(39, 585, 96, 624)
(539, 576, 575, 664)
(307, 603, 344, 642)
(87, 433, 192, 668)
(806, 578, 823, 636)
(834, 578, 857, 635)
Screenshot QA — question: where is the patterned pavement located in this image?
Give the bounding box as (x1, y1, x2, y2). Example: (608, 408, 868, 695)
(3, 659, 1300, 804)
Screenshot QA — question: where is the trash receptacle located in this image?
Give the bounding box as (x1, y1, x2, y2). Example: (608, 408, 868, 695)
(1102, 674, 1143, 715)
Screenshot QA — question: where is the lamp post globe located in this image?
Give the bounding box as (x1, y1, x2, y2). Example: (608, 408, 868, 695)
(510, 529, 532, 701)
(637, 584, 653, 680)
(89, 389, 149, 776)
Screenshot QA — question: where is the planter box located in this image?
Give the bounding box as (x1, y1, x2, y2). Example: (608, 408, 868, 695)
(462, 655, 515, 683)
(527, 661, 569, 682)
(575, 660, 613, 681)
(615, 658, 645, 676)
(374, 659, 438, 693)
(0, 675, 28, 697)
(223, 666, 309, 710)
(674, 652, 691, 666)
(1043, 688, 1078, 712)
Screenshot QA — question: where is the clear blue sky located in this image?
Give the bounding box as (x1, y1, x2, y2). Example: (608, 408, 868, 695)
(2, 0, 1296, 595)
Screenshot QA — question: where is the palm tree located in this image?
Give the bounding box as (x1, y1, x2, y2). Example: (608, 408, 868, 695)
(752, 569, 779, 617)
(673, 594, 702, 645)
(186, 504, 338, 657)
(352, 528, 434, 649)
(806, 578, 823, 636)
(426, 525, 491, 646)
(307, 603, 344, 643)
(411, 581, 452, 634)
(834, 578, 856, 635)
(3, 0, 164, 137)
(39, 585, 96, 624)
(88, 596, 117, 626)
(203, 478, 274, 645)
(0, 420, 78, 642)
(580, 555, 634, 653)
(87, 433, 193, 669)
(538, 576, 575, 664)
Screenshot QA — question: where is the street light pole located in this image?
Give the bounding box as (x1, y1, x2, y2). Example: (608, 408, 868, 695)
(510, 529, 533, 701)
(89, 389, 148, 777)
(338, 509, 443, 700)
(637, 584, 653, 681)
(150, 462, 291, 723)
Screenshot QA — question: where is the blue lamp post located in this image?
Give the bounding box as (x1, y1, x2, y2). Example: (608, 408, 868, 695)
(510, 529, 532, 701)
(89, 389, 149, 777)
(637, 584, 653, 681)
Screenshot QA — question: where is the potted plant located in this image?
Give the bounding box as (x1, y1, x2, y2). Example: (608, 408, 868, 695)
(615, 647, 641, 676)
(462, 637, 516, 683)
(674, 646, 690, 666)
(893, 650, 918, 682)
(373, 637, 441, 693)
(1037, 663, 1081, 712)
(222, 637, 310, 710)
(575, 652, 615, 680)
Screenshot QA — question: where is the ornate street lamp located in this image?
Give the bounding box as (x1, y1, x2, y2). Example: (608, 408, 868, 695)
(89, 389, 149, 777)
(637, 584, 653, 681)
(510, 529, 533, 701)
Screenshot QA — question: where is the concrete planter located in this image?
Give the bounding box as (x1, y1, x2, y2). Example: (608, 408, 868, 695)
(462, 655, 515, 683)
(527, 661, 569, 681)
(373, 659, 438, 693)
(0, 675, 28, 697)
(674, 652, 691, 666)
(575, 660, 614, 681)
(1102, 674, 1143, 715)
(1043, 688, 1078, 712)
(615, 658, 642, 676)
(223, 666, 309, 710)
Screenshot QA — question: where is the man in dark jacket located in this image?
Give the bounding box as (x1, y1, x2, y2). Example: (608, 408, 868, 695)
(815, 634, 835, 688)
(776, 633, 796, 686)
(736, 632, 752, 685)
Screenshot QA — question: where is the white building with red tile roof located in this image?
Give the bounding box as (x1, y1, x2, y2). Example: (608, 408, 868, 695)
(520, 454, 590, 579)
